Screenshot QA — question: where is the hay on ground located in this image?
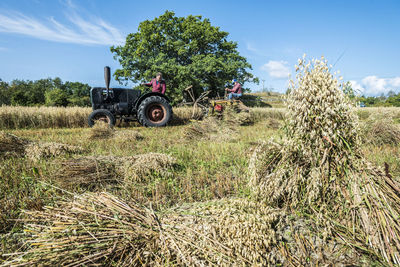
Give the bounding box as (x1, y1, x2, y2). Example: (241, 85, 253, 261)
(222, 105, 254, 126)
(364, 119, 400, 145)
(53, 157, 118, 187)
(114, 130, 144, 141)
(51, 153, 177, 187)
(120, 153, 177, 182)
(25, 142, 84, 162)
(183, 116, 237, 142)
(89, 121, 114, 139)
(162, 198, 361, 266)
(0, 131, 30, 157)
(0, 132, 83, 161)
(6, 193, 361, 266)
(3, 192, 160, 266)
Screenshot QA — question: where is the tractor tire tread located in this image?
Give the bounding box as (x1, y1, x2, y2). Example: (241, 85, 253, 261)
(137, 96, 172, 127)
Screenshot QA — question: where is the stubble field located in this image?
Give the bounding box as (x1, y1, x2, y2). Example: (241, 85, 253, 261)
(1, 105, 400, 265)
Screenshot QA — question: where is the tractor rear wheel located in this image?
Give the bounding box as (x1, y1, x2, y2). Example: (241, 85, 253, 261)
(88, 109, 116, 127)
(137, 96, 172, 127)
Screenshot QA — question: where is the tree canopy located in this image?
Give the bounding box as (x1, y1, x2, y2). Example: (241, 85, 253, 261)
(111, 11, 258, 104)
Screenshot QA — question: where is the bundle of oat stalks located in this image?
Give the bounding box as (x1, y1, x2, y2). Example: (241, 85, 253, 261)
(250, 56, 400, 265)
(89, 121, 144, 141)
(0, 131, 83, 161)
(3, 193, 161, 266)
(53, 153, 177, 187)
(3, 193, 360, 266)
(89, 121, 115, 139)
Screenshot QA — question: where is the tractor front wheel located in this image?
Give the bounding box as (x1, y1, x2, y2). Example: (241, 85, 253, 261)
(137, 96, 172, 127)
(88, 109, 116, 127)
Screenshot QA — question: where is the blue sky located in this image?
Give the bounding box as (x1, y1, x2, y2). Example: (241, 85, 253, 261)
(0, 0, 399, 95)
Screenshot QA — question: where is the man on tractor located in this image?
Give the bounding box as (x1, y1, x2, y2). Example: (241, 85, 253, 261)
(142, 72, 166, 94)
(225, 79, 242, 100)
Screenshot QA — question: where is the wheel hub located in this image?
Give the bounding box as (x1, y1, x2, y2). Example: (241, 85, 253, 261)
(147, 104, 165, 123)
(94, 115, 110, 124)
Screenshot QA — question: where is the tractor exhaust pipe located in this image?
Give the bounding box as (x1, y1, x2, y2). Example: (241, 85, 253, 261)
(104, 66, 111, 100)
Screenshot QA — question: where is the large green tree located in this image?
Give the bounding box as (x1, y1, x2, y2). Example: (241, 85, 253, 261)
(111, 11, 257, 104)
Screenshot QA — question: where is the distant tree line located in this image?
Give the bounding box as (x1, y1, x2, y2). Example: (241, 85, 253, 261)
(335, 82, 400, 107)
(0, 78, 91, 107)
(357, 90, 400, 107)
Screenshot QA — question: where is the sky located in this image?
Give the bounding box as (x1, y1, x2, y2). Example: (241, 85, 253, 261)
(0, 0, 399, 96)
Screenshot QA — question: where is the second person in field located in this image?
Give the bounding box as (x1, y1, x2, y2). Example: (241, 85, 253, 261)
(225, 79, 242, 100)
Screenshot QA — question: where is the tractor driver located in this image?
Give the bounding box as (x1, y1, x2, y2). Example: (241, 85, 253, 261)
(225, 79, 242, 100)
(142, 72, 166, 94)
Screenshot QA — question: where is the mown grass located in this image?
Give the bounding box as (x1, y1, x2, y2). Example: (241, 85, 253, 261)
(1, 107, 399, 264)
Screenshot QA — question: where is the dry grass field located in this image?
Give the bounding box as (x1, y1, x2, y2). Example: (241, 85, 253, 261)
(2, 55, 400, 267)
(0, 105, 399, 265)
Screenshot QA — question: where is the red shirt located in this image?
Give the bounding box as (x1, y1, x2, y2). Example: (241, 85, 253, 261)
(144, 78, 166, 94)
(228, 83, 242, 94)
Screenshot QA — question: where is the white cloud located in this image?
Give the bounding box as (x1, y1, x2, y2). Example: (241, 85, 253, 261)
(349, 80, 363, 93)
(0, 4, 124, 46)
(350, 76, 400, 96)
(361, 76, 387, 94)
(390, 77, 400, 87)
(261, 60, 290, 79)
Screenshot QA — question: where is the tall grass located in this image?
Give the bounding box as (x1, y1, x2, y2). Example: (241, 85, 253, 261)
(0, 106, 91, 129)
(0, 105, 288, 129)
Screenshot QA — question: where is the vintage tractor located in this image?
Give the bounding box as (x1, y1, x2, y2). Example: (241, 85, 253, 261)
(88, 67, 172, 127)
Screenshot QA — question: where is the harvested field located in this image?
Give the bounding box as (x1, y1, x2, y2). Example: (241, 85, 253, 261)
(1, 60, 400, 265)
